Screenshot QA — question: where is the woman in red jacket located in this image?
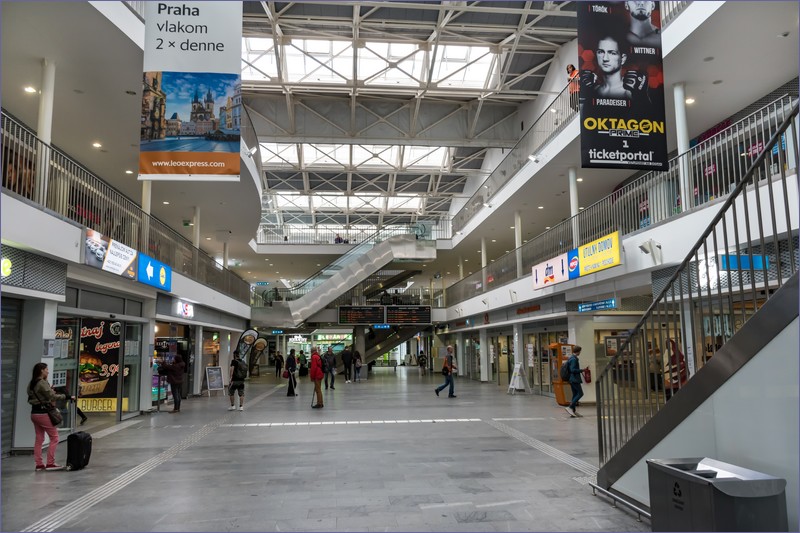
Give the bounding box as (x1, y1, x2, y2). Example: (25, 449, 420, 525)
(310, 349, 324, 409)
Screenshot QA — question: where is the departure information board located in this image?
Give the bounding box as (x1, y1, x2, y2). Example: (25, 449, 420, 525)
(386, 305, 431, 325)
(338, 306, 385, 325)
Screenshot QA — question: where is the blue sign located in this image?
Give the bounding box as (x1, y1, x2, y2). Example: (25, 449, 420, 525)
(137, 253, 172, 291)
(578, 298, 617, 312)
(373, 324, 391, 330)
(271, 329, 284, 335)
(255, 281, 270, 286)
(567, 249, 581, 280)
(719, 255, 768, 271)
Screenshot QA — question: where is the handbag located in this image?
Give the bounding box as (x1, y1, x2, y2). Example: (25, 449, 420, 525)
(33, 385, 63, 426)
(282, 369, 289, 379)
(441, 367, 449, 376)
(355, 360, 362, 368)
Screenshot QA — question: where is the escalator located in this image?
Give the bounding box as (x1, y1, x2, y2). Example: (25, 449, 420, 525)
(363, 325, 423, 363)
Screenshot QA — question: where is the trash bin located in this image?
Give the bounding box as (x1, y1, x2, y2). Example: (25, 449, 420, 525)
(647, 457, 788, 532)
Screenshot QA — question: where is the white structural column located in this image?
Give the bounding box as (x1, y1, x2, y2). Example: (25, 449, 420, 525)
(514, 210, 523, 277)
(569, 167, 580, 245)
(512, 323, 527, 391)
(35, 59, 56, 205)
(673, 82, 692, 211)
(192, 206, 201, 247)
(141, 181, 152, 251)
(455, 333, 464, 377)
(192, 326, 204, 396)
(481, 237, 488, 292)
(566, 314, 597, 405)
(479, 329, 489, 382)
(141, 300, 157, 412)
(223, 242, 229, 269)
(458, 256, 464, 280)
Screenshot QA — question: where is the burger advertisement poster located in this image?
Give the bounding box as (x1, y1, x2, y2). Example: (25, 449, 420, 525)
(577, 1, 668, 170)
(78, 318, 128, 412)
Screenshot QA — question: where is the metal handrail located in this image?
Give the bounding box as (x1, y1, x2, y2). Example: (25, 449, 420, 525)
(446, 95, 798, 306)
(596, 103, 799, 464)
(1, 110, 252, 303)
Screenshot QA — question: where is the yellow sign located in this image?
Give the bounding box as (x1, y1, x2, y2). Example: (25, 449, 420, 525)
(78, 397, 129, 413)
(579, 231, 621, 276)
(1, 257, 11, 277)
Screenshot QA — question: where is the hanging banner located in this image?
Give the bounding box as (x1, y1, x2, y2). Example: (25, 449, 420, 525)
(140, 1, 243, 181)
(577, 1, 668, 170)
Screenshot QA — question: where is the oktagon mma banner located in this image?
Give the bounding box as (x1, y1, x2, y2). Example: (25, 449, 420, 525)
(139, 2, 242, 181)
(577, 1, 668, 170)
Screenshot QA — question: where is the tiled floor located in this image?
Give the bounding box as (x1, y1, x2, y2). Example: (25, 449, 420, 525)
(2, 368, 649, 532)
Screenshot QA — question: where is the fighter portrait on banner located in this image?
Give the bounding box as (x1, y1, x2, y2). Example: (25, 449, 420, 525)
(578, 1, 668, 171)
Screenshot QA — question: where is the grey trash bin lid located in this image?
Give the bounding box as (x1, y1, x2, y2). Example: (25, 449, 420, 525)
(647, 457, 786, 498)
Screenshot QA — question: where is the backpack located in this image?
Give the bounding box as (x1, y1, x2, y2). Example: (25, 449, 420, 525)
(233, 359, 248, 381)
(320, 355, 329, 373)
(559, 359, 571, 381)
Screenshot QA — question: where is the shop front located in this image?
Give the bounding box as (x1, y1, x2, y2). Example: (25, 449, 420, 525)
(155, 294, 247, 399)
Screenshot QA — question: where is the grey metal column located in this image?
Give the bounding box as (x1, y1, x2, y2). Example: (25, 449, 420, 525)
(515, 210, 523, 277)
(479, 328, 489, 382)
(192, 326, 203, 396)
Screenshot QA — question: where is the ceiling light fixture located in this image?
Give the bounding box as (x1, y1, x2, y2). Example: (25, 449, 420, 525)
(162, 201, 170, 205)
(205, 237, 211, 240)
(125, 170, 133, 174)
(455, 231, 463, 235)
(491, 239, 496, 242)
(685, 97, 695, 104)
(483, 203, 491, 208)
(579, 207, 585, 210)
(538, 206, 544, 209)
(576, 178, 583, 182)
(528, 154, 539, 163)
(92, 142, 102, 148)
(545, 226, 551, 229)
(24, 86, 37, 93)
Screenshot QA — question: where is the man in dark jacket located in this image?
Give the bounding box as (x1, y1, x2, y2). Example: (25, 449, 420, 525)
(162, 355, 185, 413)
(341, 345, 354, 383)
(566, 346, 586, 418)
(323, 347, 336, 390)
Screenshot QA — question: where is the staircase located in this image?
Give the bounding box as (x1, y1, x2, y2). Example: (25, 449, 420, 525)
(593, 104, 799, 527)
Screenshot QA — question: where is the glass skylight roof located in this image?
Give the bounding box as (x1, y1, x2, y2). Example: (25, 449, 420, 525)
(272, 192, 421, 213)
(242, 37, 496, 89)
(260, 142, 450, 171)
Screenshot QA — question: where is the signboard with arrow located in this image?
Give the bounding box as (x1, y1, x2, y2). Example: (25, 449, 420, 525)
(531, 253, 569, 290)
(136, 252, 172, 291)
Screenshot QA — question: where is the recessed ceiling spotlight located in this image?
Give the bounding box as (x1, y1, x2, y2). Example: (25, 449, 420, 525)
(125, 170, 133, 174)
(538, 206, 544, 209)
(446, 272, 451, 275)
(92, 142, 102, 148)
(24, 86, 36, 93)
(491, 239, 496, 242)
(550, 108, 557, 113)
(275, 271, 280, 274)
(162, 201, 170, 205)
(685, 97, 696, 104)
(205, 237, 211, 240)
(491, 259, 495, 263)
(528, 154, 540, 163)
(509, 226, 515, 229)
(577, 178, 583, 182)
(579, 206, 585, 210)
(464, 259, 469, 262)
(545, 226, 551, 229)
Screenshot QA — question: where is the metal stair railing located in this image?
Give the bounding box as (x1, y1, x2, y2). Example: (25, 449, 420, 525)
(1, 110, 252, 303)
(595, 103, 798, 466)
(446, 94, 798, 306)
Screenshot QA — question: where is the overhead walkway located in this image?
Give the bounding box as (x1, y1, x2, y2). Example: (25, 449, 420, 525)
(252, 234, 436, 327)
(592, 104, 799, 530)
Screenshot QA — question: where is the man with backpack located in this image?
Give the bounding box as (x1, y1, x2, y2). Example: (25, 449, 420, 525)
(228, 350, 247, 411)
(434, 345, 457, 398)
(323, 347, 336, 390)
(565, 346, 586, 418)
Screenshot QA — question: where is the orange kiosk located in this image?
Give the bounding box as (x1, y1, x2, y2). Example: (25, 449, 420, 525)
(550, 342, 576, 406)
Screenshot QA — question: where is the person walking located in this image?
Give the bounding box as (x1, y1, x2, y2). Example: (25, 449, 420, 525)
(418, 351, 427, 377)
(434, 345, 458, 398)
(228, 350, 247, 411)
(323, 346, 336, 390)
(341, 345, 353, 383)
(27, 362, 74, 471)
(285, 349, 298, 397)
(565, 346, 587, 417)
(310, 348, 324, 408)
(353, 350, 363, 382)
(162, 354, 186, 413)
(274, 351, 284, 378)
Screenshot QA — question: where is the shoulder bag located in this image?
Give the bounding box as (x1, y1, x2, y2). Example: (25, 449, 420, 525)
(33, 384, 63, 426)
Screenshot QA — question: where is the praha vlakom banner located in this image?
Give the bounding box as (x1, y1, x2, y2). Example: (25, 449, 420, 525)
(139, 2, 242, 181)
(577, 1, 668, 171)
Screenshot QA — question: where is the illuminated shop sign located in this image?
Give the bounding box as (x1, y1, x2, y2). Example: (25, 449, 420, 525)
(531, 231, 622, 291)
(578, 298, 617, 312)
(175, 300, 194, 318)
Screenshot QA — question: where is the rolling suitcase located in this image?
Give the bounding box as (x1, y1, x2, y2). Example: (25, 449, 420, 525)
(65, 431, 92, 471)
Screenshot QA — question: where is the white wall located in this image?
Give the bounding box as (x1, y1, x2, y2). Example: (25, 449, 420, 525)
(612, 317, 799, 531)
(1, 193, 82, 263)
